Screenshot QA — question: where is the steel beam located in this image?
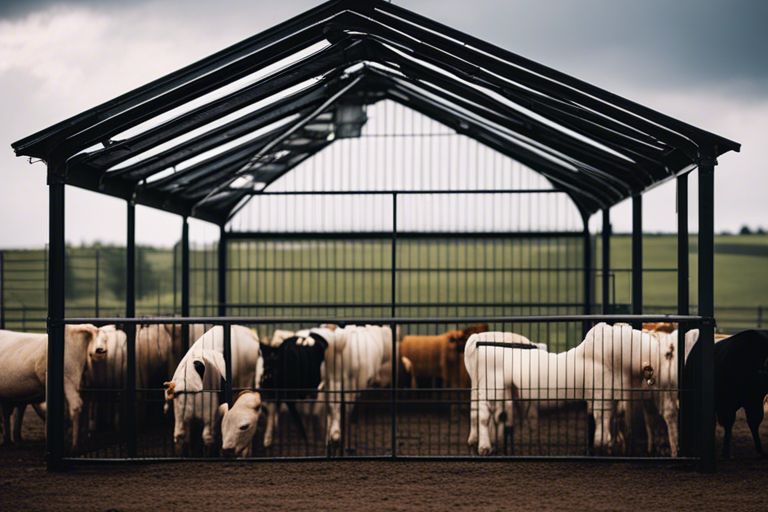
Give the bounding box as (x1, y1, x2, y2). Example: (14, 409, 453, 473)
(181, 217, 190, 352)
(125, 202, 137, 457)
(676, 173, 690, 458)
(631, 194, 643, 316)
(582, 215, 593, 334)
(697, 155, 716, 473)
(46, 167, 66, 471)
(218, 226, 227, 317)
(601, 208, 611, 314)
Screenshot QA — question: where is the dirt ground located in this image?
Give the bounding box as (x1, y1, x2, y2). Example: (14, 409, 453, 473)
(1, 409, 766, 511)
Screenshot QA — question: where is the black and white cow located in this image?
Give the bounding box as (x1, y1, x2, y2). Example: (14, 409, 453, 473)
(258, 328, 331, 449)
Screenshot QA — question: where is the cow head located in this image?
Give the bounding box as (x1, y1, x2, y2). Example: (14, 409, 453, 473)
(220, 391, 263, 458)
(449, 324, 490, 352)
(85, 325, 109, 362)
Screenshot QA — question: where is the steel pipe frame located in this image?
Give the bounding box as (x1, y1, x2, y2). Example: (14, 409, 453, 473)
(697, 154, 716, 473)
(632, 195, 643, 318)
(46, 164, 66, 471)
(181, 217, 190, 352)
(125, 202, 137, 457)
(602, 208, 611, 314)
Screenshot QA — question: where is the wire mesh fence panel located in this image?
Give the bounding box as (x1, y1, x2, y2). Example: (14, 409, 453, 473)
(55, 316, 704, 462)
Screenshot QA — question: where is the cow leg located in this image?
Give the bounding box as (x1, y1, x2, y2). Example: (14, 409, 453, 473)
(661, 394, 679, 458)
(63, 380, 83, 451)
(13, 405, 26, 443)
(642, 401, 656, 456)
(201, 423, 217, 458)
(263, 402, 277, 448)
(32, 402, 46, 421)
(744, 399, 765, 457)
(477, 399, 494, 456)
(1, 401, 12, 445)
(717, 407, 737, 459)
(589, 402, 613, 456)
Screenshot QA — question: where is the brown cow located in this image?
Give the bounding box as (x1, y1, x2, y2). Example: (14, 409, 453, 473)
(400, 324, 489, 389)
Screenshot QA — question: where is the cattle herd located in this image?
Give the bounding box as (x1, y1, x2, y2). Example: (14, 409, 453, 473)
(0, 321, 766, 459)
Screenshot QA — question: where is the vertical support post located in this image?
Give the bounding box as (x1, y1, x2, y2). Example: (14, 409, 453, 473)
(601, 208, 611, 314)
(677, 175, 690, 316)
(222, 321, 233, 407)
(181, 217, 190, 353)
(676, 173, 690, 457)
(0, 249, 5, 330)
(125, 201, 137, 458)
(46, 168, 66, 471)
(698, 154, 716, 473)
(218, 225, 227, 317)
(582, 214, 593, 335)
(390, 193, 397, 458)
(632, 194, 643, 318)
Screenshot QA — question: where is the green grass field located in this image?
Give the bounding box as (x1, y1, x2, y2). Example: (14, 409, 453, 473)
(1, 234, 766, 334)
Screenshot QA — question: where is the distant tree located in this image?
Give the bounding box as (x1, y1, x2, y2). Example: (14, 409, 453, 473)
(739, 225, 753, 235)
(757, 227, 766, 235)
(101, 247, 126, 300)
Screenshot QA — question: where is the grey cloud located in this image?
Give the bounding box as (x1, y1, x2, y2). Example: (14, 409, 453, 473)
(0, 0, 133, 18)
(412, 0, 768, 95)
(2, 0, 766, 94)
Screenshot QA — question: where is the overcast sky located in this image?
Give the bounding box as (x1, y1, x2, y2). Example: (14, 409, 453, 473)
(1, 0, 766, 247)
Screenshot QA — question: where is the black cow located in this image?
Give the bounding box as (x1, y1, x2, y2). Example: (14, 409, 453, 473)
(684, 329, 768, 458)
(714, 330, 768, 457)
(259, 331, 328, 448)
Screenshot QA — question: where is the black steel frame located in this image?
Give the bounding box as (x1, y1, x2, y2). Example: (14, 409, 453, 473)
(11, 0, 731, 472)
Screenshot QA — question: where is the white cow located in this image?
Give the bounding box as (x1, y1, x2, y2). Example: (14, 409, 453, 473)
(0, 325, 106, 448)
(82, 325, 127, 434)
(219, 390, 264, 458)
(164, 325, 261, 455)
(323, 324, 391, 446)
(637, 327, 700, 457)
(465, 330, 618, 456)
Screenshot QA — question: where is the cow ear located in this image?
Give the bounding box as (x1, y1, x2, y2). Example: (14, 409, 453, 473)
(193, 360, 205, 379)
(218, 402, 229, 418)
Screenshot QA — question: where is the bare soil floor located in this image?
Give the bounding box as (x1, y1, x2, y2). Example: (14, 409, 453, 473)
(1, 409, 767, 512)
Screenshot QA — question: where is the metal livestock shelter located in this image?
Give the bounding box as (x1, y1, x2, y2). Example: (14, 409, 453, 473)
(11, 0, 739, 471)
